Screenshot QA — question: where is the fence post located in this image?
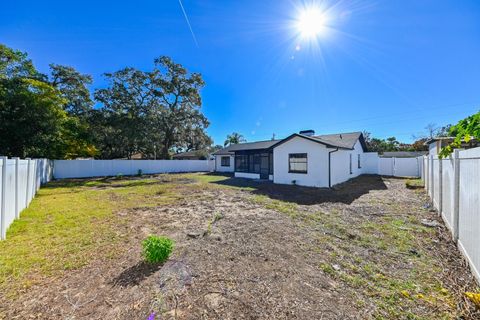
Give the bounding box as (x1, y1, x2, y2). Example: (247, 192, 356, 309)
(430, 155, 434, 200)
(452, 150, 460, 242)
(13, 157, 20, 219)
(25, 158, 31, 207)
(1, 156, 7, 240)
(438, 156, 443, 216)
(425, 156, 429, 190)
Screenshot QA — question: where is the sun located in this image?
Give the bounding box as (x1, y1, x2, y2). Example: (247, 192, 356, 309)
(296, 7, 328, 39)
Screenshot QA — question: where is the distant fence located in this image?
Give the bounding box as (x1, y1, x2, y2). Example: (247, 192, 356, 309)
(423, 146, 480, 283)
(378, 157, 423, 177)
(0, 157, 53, 240)
(53, 159, 215, 179)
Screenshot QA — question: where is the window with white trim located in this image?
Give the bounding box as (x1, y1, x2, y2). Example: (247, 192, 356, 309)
(221, 156, 230, 167)
(289, 153, 307, 174)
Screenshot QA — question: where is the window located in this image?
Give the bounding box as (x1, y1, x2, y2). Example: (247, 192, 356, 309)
(357, 154, 361, 169)
(289, 153, 307, 174)
(221, 156, 230, 167)
(349, 154, 353, 174)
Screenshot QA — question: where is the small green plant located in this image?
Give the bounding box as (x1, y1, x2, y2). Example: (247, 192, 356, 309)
(292, 180, 297, 185)
(205, 212, 223, 235)
(116, 173, 124, 179)
(142, 235, 174, 264)
(405, 179, 424, 189)
(137, 169, 143, 176)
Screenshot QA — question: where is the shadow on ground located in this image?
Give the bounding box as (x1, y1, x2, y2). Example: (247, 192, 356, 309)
(111, 261, 163, 287)
(210, 174, 388, 205)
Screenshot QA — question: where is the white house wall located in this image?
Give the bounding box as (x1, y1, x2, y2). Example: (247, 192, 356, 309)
(273, 136, 330, 187)
(215, 155, 234, 172)
(330, 141, 365, 186)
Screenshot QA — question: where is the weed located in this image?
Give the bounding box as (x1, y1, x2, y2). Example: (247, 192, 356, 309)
(142, 235, 174, 264)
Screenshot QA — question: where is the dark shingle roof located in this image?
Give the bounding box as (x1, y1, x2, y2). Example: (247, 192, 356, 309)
(311, 132, 364, 149)
(172, 150, 206, 158)
(380, 151, 427, 158)
(212, 140, 280, 155)
(213, 131, 366, 155)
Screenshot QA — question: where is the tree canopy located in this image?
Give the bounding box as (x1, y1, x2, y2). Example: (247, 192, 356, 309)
(0, 44, 213, 159)
(0, 44, 95, 158)
(224, 132, 246, 146)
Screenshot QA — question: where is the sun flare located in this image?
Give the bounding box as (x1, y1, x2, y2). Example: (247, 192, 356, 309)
(296, 7, 328, 39)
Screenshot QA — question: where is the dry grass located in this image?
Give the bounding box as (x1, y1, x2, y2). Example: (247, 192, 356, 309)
(0, 173, 478, 319)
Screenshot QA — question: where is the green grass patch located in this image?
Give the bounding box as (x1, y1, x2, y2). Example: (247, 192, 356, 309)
(0, 176, 181, 296)
(406, 179, 424, 189)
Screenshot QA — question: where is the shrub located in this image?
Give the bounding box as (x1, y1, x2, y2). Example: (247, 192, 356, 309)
(142, 235, 174, 264)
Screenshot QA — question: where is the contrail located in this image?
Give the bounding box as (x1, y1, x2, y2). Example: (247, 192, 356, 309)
(178, 0, 199, 48)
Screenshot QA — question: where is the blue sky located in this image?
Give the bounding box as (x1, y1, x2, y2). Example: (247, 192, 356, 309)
(2, 0, 480, 145)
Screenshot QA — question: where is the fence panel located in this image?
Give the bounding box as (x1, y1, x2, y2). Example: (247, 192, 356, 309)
(0, 157, 53, 240)
(441, 157, 455, 231)
(423, 147, 480, 283)
(53, 159, 214, 179)
(457, 147, 480, 282)
(432, 156, 440, 209)
(378, 158, 394, 176)
(393, 157, 421, 177)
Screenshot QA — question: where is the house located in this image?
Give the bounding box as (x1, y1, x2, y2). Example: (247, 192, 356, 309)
(213, 130, 377, 188)
(172, 150, 210, 160)
(425, 137, 478, 155)
(380, 151, 427, 158)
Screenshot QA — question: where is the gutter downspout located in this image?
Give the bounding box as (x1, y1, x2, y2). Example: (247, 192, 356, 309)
(328, 148, 339, 188)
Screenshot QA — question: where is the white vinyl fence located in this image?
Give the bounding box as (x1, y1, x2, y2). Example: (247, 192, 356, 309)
(0, 157, 53, 240)
(378, 156, 423, 177)
(53, 159, 215, 179)
(423, 146, 480, 283)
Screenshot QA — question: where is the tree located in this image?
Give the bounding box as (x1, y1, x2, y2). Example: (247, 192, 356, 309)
(150, 56, 209, 159)
(93, 56, 210, 159)
(49, 64, 94, 117)
(224, 132, 246, 146)
(0, 44, 96, 158)
(424, 123, 439, 139)
(94, 68, 152, 159)
(439, 111, 480, 157)
(0, 78, 68, 158)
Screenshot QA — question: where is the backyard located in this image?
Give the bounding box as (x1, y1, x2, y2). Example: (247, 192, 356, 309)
(0, 173, 478, 319)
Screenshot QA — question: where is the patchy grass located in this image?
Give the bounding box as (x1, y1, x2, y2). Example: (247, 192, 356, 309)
(0, 173, 477, 319)
(406, 179, 424, 189)
(246, 180, 475, 319)
(0, 176, 181, 296)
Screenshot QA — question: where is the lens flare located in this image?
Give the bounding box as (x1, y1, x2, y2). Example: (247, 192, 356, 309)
(296, 7, 328, 39)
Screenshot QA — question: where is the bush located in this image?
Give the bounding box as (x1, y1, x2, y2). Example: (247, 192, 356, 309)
(142, 235, 174, 264)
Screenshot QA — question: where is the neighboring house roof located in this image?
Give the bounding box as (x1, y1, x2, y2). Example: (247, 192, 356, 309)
(424, 137, 456, 145)
(172, 150, 208, 159)
(213, 131, 367, 155)
(380, 151, 427, 158)
(424, 136, 478, 145)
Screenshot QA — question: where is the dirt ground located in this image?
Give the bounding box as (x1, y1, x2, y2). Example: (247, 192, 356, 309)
(1, 174, 479, 319)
